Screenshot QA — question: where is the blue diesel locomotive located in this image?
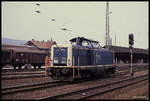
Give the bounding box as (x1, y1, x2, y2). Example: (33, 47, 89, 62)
(47, 37, 116, 81)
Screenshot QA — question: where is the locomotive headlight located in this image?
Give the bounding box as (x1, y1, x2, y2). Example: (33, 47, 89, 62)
(61, 57, 67, 64)
(54, 57, 58, 63)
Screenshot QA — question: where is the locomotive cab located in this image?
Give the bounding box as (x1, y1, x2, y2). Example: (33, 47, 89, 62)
(70, 37, 102, 49)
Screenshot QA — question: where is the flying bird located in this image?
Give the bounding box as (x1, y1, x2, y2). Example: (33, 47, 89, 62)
(35, 11, 40, 13)
(61, 28, 67, 30)
(36, 3, 40, 6)
(52, 19, 55, 21)
(60, 28, 70, 31)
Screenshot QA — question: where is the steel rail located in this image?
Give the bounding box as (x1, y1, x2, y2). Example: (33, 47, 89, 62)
(77, 75, 148, 100)
(2, 71, 45, 75)
(2, 68, 45, 72)
(2, 69, 128, 95)
(2, 69, 129, 97)
(2, 74, 45, 80)
(37, 74, 148, 100)
(2, 80, 60, 95)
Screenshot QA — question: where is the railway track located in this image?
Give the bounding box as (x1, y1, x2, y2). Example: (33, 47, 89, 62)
(1, 74, 46, 80)
(2, 80, 61, 95)
(1, 70, 128, 96)
(2, 70, 148, 100)
(2, 68, 45, 72)
(1, 71, 45, 75)
(1, 67, 141, 80)
(2, 63, 147, 80)
(2, 63, 148, 73)
(38, 74, 148, 100)
(115, 63, 148, 71)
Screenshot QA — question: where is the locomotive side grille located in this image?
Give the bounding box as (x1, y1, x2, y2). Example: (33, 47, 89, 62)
(53, 47, 68, 66)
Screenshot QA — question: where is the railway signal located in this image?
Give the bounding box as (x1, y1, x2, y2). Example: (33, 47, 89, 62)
(129, 34, 134, 76)
(129, 34, 134, 45)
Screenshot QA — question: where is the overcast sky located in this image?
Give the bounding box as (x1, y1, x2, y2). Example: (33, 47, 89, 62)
(2, 1, 149, 49)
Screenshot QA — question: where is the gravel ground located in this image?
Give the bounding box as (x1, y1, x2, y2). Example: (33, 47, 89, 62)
(2, 70, 148, 100)
(87, 80, 148, 100)
(2, 74, 128, 99)
(87, 70, 149, 100)
(1, 71, 45, 75)
(2, 76, 52, 88)
(113, 80, 149, 100)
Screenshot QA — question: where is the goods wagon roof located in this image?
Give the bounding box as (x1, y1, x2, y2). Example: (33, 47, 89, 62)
(13, 49, 46, 53)
(2, 44, 46, 53)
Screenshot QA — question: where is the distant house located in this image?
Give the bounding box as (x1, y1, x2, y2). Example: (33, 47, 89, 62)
(24, 39, 56, 55)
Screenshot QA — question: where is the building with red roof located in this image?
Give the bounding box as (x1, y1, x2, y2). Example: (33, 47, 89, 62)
(24, 39, 56, 56)
(25, 39, 56, 49)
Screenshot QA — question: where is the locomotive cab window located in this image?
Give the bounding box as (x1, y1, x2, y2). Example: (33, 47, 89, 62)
(70, 41, 76, 45)
(87, 41, 93, 48)
(82, 40, 88, 47)
(91, 42, 101, 48)
(82, 40, 93, 48)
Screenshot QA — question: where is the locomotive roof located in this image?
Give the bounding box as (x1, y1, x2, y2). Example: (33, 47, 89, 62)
(69, 37, 99, 43)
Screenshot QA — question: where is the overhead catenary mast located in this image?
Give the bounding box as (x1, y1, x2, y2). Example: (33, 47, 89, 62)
(105, 1, 112, 47)
(115, 34, 116, 45)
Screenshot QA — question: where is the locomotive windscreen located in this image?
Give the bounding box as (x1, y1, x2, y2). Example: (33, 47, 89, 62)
(53, 47, 68, 66)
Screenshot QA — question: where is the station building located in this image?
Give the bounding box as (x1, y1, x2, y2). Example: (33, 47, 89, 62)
(104, 45, 149, 64)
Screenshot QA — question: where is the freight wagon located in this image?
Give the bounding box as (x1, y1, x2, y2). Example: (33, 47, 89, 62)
(1, 44, 48, 69)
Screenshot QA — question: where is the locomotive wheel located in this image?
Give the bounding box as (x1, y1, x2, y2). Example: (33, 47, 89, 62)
(14, 67, 16, 69)
(18, 66, 22, 69)
(103, 69, 109, 77)
(111, 68, 116, 74)
(33, 66, 36, 69)
(24, 64, 32, 69)
(13, 65, 17, 69)
(67, 77, 74, 82)
(38, 66, 41, 69)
